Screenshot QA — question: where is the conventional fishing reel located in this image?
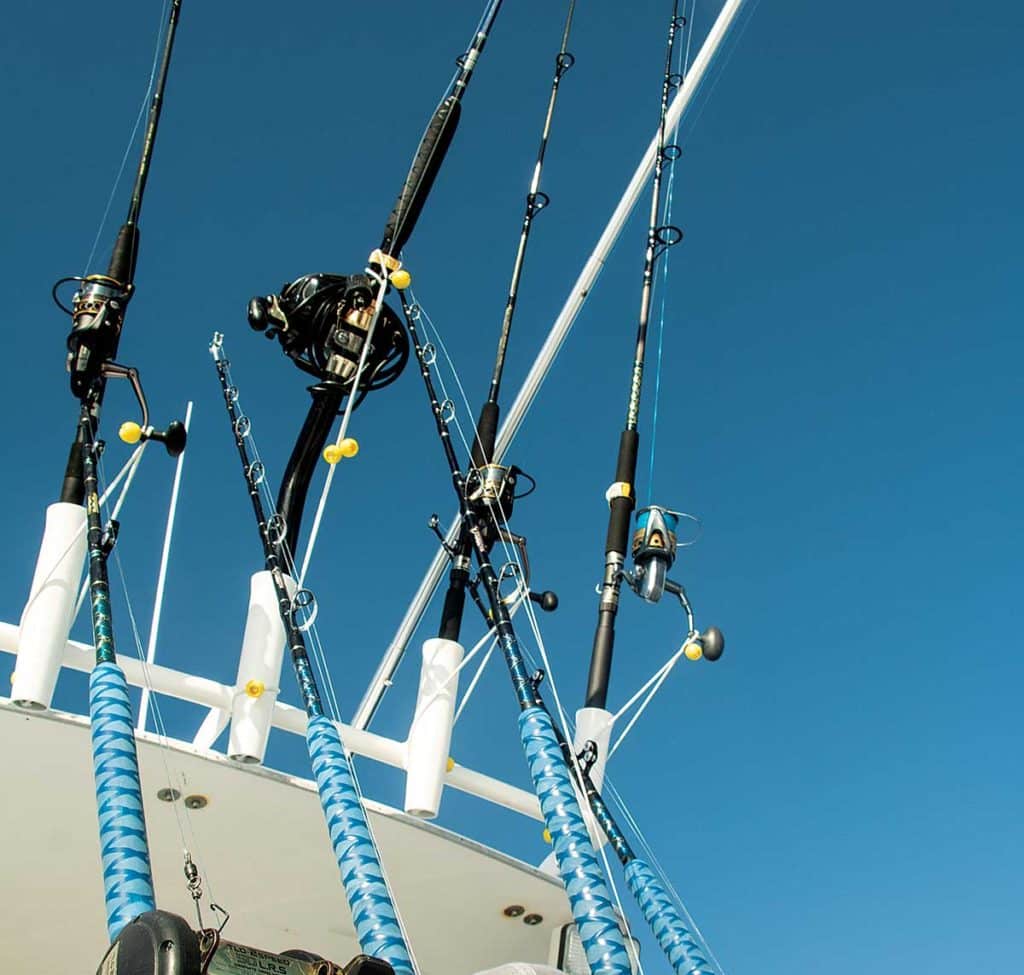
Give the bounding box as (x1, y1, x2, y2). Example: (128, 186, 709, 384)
(248, 270, 409, 401)
(96, 910, 395, 975)
(622, 505, 723, 662)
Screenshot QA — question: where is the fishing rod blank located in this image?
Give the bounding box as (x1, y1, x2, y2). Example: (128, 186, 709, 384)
(354, 0, 749, 731)
(210, 335, 412, 975)
(584, 0, 723, 713)
(434, 0, 576, 646)
(17, 0, 189, 940)
(247, 0, 505, 560)
(398, 292, 632, 975)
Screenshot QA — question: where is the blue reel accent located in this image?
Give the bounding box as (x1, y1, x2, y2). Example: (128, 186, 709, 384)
(306, 715, 413, 975)
(635, 509, 678, 534)
(518, 707, 632, 975)
(89, 661, 156, 941)
(625, 858, 713, 975)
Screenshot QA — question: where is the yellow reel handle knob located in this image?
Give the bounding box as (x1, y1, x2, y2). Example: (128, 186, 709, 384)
(244, 679, 265, 699)
(323, 438, 359, 464)
(119, 421, 142, 445)
(389, 269, 412, 290)
(683, 641, 704, 662)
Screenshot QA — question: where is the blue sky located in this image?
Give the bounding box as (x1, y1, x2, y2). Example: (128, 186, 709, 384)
(2, 1, 1022, 972)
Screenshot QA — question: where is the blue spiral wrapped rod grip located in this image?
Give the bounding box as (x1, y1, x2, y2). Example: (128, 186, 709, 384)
(625, 858, 714, 975)
(519, 707, 632, 975)
(307, 715, 413, 975)
(90, 661, 156, 941)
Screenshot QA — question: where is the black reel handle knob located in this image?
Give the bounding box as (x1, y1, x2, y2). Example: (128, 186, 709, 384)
(147, 420, 187, 458)
(529, 590, 559, 612)
(701, 625, 725, 661)
(247, 296, 270, 332)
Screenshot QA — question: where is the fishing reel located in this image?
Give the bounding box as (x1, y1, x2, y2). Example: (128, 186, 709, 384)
(54, 274, 132, 401)
(96, 909, 395, 975)
(622, 505, 723, 662)
(248, 271, 409, 400)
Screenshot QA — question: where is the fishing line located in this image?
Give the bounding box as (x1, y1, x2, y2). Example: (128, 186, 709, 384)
(674, 0, 763, 149)
(82, 0, 173, 274)
(646, 0, 694, 503)
(104, 502, 224, 917)
(219, 357, 346, 724)
(602, 775, 726, 975)
(71, 444, 150, 620)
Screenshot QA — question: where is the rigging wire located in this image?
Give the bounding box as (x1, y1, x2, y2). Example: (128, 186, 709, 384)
(83, 0, 173, 274)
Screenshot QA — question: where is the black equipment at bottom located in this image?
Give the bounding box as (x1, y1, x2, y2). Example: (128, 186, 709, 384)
(97, 911, 396, 975)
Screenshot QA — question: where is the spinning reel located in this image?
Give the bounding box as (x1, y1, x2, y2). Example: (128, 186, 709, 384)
(622, 505, 723, 662)
(248, 271, 409, 401)
(55, 274, 133, 402)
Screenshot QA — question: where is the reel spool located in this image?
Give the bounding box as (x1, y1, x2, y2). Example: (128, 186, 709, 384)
(54, 274, 131, 401)
(630, 506, 679, 603)
(248, 272, 409, 398)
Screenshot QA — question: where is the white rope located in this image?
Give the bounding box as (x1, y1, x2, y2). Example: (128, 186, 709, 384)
(214, 352, 420, 967)
(71, 443, 149, 620)
(607, 645, 686, 761)
(224, 356, 347, 726)
(411, 298, 643, 967)
(296, 261, 390, 590)
(452, 638, 497, 726)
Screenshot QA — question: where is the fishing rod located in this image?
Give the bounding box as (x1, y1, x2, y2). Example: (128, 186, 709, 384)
(397, 292, 632, 975)
(210, 334, 411, 975)
(401, 6, 722, 973)
(456, 549, 718, 975)
(585, 0, 723, 720)
(354, 0, 750, 734)
(26, 0, 188, 943)
(429, 0, 577, 649)
(246, 0, 505, 561)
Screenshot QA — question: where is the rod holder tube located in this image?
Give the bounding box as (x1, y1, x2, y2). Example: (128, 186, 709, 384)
(307, 715, 413, 975)
(12, 502, 87, 708)
(227, 570, 294, 764)
(624, 858, 714, 975)
(573, 707, 614, 793)
(90, 661, 156, 941)
(404, 637, 464, 818)
(519, 707, 631, 975)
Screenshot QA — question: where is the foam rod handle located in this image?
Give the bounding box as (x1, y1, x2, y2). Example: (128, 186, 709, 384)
(90, 661, 156, 941)
(518, 707, 632, 975)
(624, 858, 715, 975)
(306, 715, 413, 975)
(380, 96, 461, 255)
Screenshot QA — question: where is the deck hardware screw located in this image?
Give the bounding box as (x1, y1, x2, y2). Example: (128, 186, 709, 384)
(523, 914, 543, 926)
(503, 905, 525, 917)
(184, 794, 209, 810)
(157, 788, 181, 802)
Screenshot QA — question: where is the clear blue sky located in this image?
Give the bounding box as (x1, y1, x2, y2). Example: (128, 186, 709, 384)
(2, 1, 1021, 972)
